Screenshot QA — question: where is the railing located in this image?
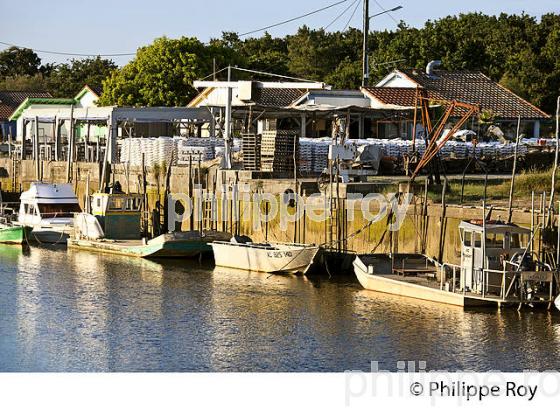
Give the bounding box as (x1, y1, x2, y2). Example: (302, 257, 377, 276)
(439, 262, 462, 294)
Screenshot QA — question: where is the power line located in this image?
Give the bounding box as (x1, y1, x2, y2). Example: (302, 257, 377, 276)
(0, 40, 136, 57)
(0, 0, 363, 58)
(239, 0, 349, 37)
(372, 0, 400, 24)
(232, 66, 322, 83)
(323, 0, 359, 31)
(343, 0, 361, 31)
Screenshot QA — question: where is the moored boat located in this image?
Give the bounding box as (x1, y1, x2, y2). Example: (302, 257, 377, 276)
(354, 220, 558, 309)
(67, 192, 231, 258)
(18, 182, 81, 244)
(0, 204, 33, 244)
(0, 220, 33, 245)
(211, 238, 320, 274)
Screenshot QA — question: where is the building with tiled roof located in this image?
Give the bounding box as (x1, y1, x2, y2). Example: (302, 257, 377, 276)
(371, 63, 550, 137)
(188, 80, 322, 109)
(0, 90, 52, 141)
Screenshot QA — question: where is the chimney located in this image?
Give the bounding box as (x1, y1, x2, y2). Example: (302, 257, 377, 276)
(425, 60, 442, 77)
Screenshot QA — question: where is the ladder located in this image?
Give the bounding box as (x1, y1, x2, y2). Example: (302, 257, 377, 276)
(11, 157, 19, 192)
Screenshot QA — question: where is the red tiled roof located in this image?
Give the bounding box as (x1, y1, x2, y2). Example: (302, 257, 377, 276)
(0, 90, 52, 120)
(363, 87, 427, 107)
(394, 69, 549, 119)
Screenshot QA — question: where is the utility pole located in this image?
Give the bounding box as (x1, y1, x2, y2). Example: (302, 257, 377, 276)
(362, 0, 369, 87)
(361, 3, 403, 88)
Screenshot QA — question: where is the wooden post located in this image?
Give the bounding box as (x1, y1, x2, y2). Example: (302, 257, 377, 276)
(557, 200, 560, 268)
(507, 116, 521, 223)
(437, 179, 447, 263)
(21, 119, 27, 160)
(99, 126, 110, 192)
(530, 191, 535, 254)
(141, 153, 148, 237)
(421, 178, 429, 254)
(66, 106, 74, 182)
(189, 156, 194, 231)
(547, 96, 560, 226)
(7, 130, 12, 157)
(53, 117, 58, 161)
(85, 172, 90, 213)
(34, 116, 40, 181)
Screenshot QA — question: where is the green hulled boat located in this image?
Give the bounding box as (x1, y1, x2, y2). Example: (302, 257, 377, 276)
(0, 223, 33, 244)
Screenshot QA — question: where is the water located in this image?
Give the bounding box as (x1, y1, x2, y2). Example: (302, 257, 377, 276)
(1, 245, 560, 372)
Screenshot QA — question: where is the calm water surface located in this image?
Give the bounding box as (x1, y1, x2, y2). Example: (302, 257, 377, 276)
(1, 245, 560, 372)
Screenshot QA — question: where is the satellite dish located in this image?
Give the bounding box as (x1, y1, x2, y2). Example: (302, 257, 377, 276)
(555, 295, 560, 311)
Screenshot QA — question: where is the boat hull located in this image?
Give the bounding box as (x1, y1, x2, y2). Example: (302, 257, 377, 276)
(0, 225, 33, 244)
(211, 242, 319, 274)
(67, 236, 212, 258)
(353, 255, 498, 308)
(29, 226, 71, 244)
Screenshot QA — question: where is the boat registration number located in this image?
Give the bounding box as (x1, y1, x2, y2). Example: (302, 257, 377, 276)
(267, 251, 293, 258)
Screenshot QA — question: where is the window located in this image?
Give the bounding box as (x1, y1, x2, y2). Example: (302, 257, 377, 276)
(485, 232, 505, 248)
(463, 231, 472, 247)
(510, 233, 529, 249)
(473, 232, 482, 248)
(109, 197, 124, 210)
(37, 203, 81, 217)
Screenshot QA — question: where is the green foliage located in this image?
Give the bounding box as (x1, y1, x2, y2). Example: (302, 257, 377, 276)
(0, 46, 41, 78)
(99, 37, 222, 106)
(0, 73, 49, 91)
(2, 12, 559, 113)
(46, 57, 117, 98)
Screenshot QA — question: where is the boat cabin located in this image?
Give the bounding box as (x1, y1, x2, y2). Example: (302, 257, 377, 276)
(18, 182, 81, 226)
(459, 220, 530, 293)
(90, 192, 143, 240)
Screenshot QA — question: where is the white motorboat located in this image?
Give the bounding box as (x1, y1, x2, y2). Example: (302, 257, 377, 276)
(211, 238, 319, 274)
(354, 220, 558, 309)
(18, 182, 81, 244)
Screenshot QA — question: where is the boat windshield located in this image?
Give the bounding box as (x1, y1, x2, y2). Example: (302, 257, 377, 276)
(510, 233, 529, 249)
(37, 203, 82, 218)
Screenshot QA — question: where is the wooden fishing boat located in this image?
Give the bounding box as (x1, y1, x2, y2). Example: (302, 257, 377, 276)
(0, 221, 33, 244)
(211, 238, 320, 274)
(354, 220, 558, 309)
(67, 192, 231, 258)
(68, 230, 229, 258)
(0, 204, 33, 244)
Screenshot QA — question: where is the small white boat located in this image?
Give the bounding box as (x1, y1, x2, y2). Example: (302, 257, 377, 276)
(211, 238, 319, 274)
(354, 220, 558, 309)
(18, 182, 81, 244)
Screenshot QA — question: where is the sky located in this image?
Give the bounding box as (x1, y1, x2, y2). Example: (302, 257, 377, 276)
(0, 0, 558, 66)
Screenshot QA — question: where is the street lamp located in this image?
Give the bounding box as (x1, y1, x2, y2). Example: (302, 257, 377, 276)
(362, 4, 403, 87)
(369, 5, 402, 20)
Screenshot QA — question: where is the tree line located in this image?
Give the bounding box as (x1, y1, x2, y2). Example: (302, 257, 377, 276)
(1, 12, 558, 114)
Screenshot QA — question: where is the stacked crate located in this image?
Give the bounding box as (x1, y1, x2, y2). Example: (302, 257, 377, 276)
(242, 133, 261, 170)
(260, 130, 298, 174)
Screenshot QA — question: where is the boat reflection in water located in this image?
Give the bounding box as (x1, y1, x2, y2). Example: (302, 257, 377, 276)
(1, 246, 560, 371)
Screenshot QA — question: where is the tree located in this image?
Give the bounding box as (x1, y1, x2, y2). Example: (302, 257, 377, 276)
(0, 46, 41, 78)
(46, 57, 117, 98)
(99, 37, 222, 106)
(0, 73, 49, 92)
